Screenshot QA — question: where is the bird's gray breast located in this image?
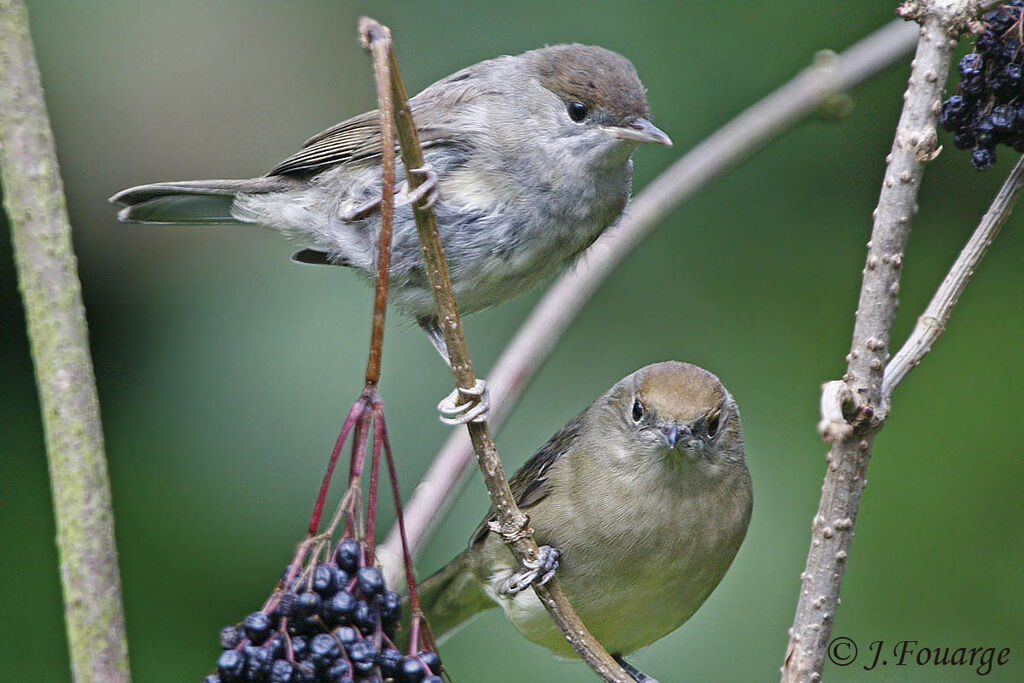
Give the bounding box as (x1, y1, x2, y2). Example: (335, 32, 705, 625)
(416, 155, 632, 316)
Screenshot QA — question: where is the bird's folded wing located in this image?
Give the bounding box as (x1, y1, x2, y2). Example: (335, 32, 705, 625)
(266, 66, 494, 177)
(268, 109, 455, 175)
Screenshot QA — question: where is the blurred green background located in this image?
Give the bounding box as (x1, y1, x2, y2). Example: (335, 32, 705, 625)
(2, 1, 1021, 681)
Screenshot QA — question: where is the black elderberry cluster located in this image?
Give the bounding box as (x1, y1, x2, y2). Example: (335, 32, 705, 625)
(203, 539, 442, 683)
(940, 2, 1024, 170)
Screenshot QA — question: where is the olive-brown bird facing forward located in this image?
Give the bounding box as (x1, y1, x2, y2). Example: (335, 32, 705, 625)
(415, 362, 752, 681)
(109, 44, 671, 361)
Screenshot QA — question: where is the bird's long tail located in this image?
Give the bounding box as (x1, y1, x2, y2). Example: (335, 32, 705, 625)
(400, 549, 497, 650)
(109, 177, 294, 224)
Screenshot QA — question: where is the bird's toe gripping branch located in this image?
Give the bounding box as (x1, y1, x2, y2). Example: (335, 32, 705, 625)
(503, 544, 560, 596)
(399, 165, 439, 209)
(339, 164, 439, 222)
(437, 379, 489, 425)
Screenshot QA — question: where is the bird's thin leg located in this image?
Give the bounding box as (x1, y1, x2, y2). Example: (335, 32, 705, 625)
(419, 316, 491, 425)
(502, 545, 560, 596)
(613, 655, 660, 683)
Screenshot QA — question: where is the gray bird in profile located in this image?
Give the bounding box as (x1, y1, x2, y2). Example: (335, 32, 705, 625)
(413, 361, 752, 681)
(110, 44, 671, 359)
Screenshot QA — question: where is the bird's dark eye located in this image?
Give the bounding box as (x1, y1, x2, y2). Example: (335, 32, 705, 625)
(631, 398, 644, 423)
(567, 101, 589, 122)
(706, 413, 720, 438)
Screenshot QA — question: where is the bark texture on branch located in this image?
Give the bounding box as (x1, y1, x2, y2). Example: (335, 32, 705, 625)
(0, 1, 131, 681)
(359, 18, 633, 683)
(781, 2, 998, 680)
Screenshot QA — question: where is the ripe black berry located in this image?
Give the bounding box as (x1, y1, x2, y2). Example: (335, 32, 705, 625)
(347, 640, 377, 674)
(324, 590, 358, 624)
(209, 541, 401, 682)
(269, 659, 295, 683)
(334, 625, 358, 647)
(939, 95, 968, 131)
(324, 658, 351, 681)
(243, 611, 272, 645)
(941, 2, 1024, 170)
(398, 656, 426, 683)
(290, 635, 308, 658)
(219, 625, 243, 650)
(353, 599, 379, 634)
(335, 539, 361, 572)
(991, 104, 1015, 130)
(330, 566, 351, 594)
(275, 591, 299, 619)
(972, 146, 997, 169)
(380, 590, 402, 625)
(216, 649, 245, 681)
(310, 632, 342, 665)
(959, 53, 983, 79)
(243, 643, 274, 679)
(313, 565, 335, 595)
(416, 650, 441, 673)
(377, 647, 403, 677)
(294, 592, 321, 620)
(355, 566, 384, 598)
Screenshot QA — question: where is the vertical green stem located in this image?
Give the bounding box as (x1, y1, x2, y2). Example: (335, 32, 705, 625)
(0, 1, 131, 681)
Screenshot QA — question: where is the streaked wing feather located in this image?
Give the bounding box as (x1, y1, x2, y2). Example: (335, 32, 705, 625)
(268, 65, 492, 177)
(268, 110, 385, 176)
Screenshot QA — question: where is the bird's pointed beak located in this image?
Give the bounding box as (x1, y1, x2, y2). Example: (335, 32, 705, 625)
(660, 424, 681, 449)
(608, 118, 673, 146)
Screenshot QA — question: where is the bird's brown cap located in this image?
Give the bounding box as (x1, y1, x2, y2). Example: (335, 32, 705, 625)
(634, 361, 727, 424)
(529, 44, 650, 126)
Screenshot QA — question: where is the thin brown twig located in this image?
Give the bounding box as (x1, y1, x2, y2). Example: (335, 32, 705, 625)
(363, 20, 397, 387)
(359, 16, 633, 683)
(307, 16, 402, 536)
(0, 1, 131, 680)
(781, 2, 1000, 680)
(380, 17, 922, 583)
(881, 155, 1024, 395)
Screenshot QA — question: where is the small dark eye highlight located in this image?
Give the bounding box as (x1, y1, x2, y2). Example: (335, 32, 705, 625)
(567, 101, 589, 122)
(631, 398, 644, 423)
(706, 413, 720, 438)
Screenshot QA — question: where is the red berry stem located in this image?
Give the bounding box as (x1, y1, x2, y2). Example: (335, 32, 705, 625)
(307, 396, 367, 536)
(364, 396, 385, 565)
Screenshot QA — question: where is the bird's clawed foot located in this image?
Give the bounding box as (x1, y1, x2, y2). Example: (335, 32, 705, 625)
(502, 545, 560, 596)
(613, 655, 660, 683)
(339, 165, 438, 222)
(437, 379, 489, 425)
(398, 165, 439, 209)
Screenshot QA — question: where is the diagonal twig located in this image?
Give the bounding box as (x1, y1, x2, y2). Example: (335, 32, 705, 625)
(881, 155, 1023, 395)
(359, 16, 634, 683)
